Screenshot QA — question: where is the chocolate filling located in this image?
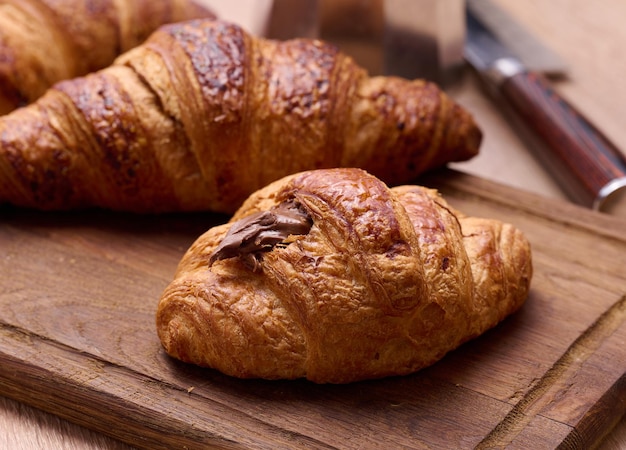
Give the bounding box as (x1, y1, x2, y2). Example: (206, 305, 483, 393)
(208, 200, 313, 269)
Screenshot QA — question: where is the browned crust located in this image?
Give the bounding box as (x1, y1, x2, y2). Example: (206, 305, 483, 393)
(157, 168, 532, 383)
(0, 19, 481, 212)
(0, 0, 215, 114)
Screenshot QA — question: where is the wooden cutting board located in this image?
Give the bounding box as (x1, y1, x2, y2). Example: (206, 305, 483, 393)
(1, 169, 624, 450)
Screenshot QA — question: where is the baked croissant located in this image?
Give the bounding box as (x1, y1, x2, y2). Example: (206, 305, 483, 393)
(157, 168, 532, 384)
(0, 0, 214, 115)
(0, 19, 481, 214)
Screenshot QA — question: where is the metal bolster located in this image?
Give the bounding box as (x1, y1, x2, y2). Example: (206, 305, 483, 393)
(485, 57, 526, 86)
(593, 176, 626, 214)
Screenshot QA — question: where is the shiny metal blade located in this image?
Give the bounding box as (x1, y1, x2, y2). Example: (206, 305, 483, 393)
(464, 5, 519, 72)
(466, 0, 568, 76)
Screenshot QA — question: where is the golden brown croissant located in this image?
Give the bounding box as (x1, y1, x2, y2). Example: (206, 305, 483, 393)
(0, 0, 214, 115)
(157, 168, 532, 383)
(0, 19, 481, 214)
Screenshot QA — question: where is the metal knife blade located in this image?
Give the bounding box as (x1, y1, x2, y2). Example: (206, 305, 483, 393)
(465, 6, 525, 84)
(466, 0, 567, 76)
(465, 2, 626, 217)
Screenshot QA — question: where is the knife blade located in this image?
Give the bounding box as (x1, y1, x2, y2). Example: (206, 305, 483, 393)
(465, 1, 626, 216)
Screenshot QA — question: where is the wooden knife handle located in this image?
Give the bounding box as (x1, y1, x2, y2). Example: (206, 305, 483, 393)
(500, 71, 626, 208)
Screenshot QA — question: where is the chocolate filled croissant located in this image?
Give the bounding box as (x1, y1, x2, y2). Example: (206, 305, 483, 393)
(0, 0, 214, 115)
(0, 19, 481, 214)
(157, 168, 532, 383)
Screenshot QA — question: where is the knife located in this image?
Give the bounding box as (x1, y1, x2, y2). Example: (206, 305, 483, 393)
(465, 1, 626, 216)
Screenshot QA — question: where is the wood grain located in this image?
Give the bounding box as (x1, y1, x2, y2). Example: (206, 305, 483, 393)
(1, 169, 624, 449)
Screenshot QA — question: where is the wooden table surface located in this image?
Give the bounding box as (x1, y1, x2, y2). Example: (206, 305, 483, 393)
(1, 0, 625, 448)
